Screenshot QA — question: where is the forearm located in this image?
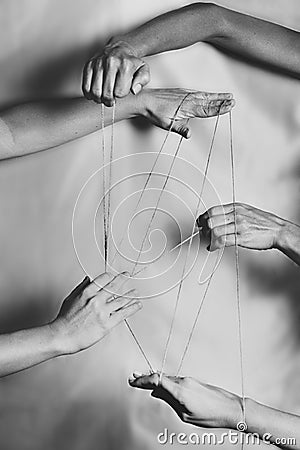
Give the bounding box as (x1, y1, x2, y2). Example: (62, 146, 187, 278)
(111, 3, 219, 57)
(0, 325, 62, 377)
(0, 94, 143, 160)
(114, 3, 300, 78)
(244, 397, 300, 449)
(276, 220, 300, 266)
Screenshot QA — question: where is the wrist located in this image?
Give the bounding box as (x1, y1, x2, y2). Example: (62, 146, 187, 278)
(42, 323, 68, 358)
(46, 320, 75, 357)
(106, 36, 145, 58)
(274, 219, 295, 252)
(132, 88, 150, 118)
(224, 393, 245, 430)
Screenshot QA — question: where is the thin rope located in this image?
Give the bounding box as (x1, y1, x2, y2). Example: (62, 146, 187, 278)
(131, 133, 187, 276)
(176, 258, 218, 375)
(160, 111, 222, 378)
(229, 111, 247, 433)
(111, 92, 193, 267)
(106, 101, 116, 264)
(122, 94, 193, 371)
(100, 102, 153, 372)
(125, 321, 154, 373)
(101, 104, 108, 271)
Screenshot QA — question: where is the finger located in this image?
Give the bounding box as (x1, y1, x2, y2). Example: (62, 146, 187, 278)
(114, 64, 135, 98)
(198, 92, 233, 101)
(219, 98, 236, 115)
(209, 233, 238, 251)
(90, 59, 103, 104)
(129, 373, 178, 397)
(83, 272, 114, 300)
(131, 63, 150, 95)
(110, 300, 142, 326)
(197, 203, 236, 226)
(211, 223, 236, 241)
(206, 212, 235, 230)
(128, 373, 160, 390)
(100, 271, 131, 302)
(172, 120, 191, 139)
(102, 58, 118, 106)
(65, 275, 90, 301)
(107, 289, 138, 313)
(82, 60, 93, 100)
(203, 99, 235, 117)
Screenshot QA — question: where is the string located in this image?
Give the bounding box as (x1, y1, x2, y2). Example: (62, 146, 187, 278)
(229, 111, 247, 435)
(106, 101, 116, 264)
(131, 133, 187, 276)
(101, 104, 108, 271)
(176, 258, 218, 375)
(121, 94, 193, 372)
(100, 102, 154, 372)
(160, 111, 222, 378)
(111, 92, 192, 267)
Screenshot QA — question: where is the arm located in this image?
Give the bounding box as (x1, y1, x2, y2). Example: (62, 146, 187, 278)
(0, 88, 234, 160)
(0, 272, 141, 377)
(129, 373, 300, 450)
(83, 2, 300, 104)
(197, 203, 300, 266)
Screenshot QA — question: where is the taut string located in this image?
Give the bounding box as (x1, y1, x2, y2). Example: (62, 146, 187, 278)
(111, 92, 192, 267)
(100, 103, 153, 372)
(229, 111, 247, 438)
(160, 110, 223, 378)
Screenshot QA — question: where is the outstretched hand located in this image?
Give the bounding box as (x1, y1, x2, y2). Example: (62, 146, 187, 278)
(50, 272, 141, 355)
(129, 372, 241, 429)
(141, 89, 235, 139)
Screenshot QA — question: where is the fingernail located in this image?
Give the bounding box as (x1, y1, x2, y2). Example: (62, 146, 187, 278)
(133, 371, 142, 378)
(133, 84, 142, 95)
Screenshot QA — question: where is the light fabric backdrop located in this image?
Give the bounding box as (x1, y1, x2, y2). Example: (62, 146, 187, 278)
(0, 1, 300, 449)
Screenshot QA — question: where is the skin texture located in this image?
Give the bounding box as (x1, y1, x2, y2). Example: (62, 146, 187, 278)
(82, 2, 300, 105)
(0, 89, 234, 160)
(0, 272, 142, 378)
(197, 202, 300, 266)
(129, 373, 300, 450)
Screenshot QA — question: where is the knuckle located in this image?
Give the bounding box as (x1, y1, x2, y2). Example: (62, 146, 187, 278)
(218, 235, 226, 246)
(207, 218, 213, 229)
(83, 285, 95, 299)
(120, 59, 131, 72)
(114, 87, 128, 98)
(91, 86, 102, 98)
(106, 55, 118, 68)
(94, 57, 103, 70)
(212, 227, 221, 238)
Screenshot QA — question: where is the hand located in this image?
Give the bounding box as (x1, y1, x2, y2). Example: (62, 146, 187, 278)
(50, 272, 142, 354)
(197, 203, 286, 252)
(82, 40, 150, 106)
(129, 373, 241, 429)
(140, 89, 235, 139)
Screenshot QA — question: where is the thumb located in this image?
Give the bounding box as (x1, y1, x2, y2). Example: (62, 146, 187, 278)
(131, 63, 150, 95)
(172, 121, 191, 139)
